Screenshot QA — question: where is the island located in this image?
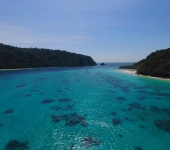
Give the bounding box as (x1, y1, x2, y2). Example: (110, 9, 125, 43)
(100, 63, 105, 65)
(119, 48, 170, 78)
(0, 43, 97, 69)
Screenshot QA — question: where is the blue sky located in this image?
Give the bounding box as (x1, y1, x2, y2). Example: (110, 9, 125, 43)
(0, 0, 170, 62)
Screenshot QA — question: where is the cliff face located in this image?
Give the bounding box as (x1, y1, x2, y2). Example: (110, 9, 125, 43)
(119, 48, 170, 78)
(0, 43, 97, 69)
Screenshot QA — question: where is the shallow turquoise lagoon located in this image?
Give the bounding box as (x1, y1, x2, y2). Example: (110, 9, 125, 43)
(0, 63, 170, 150)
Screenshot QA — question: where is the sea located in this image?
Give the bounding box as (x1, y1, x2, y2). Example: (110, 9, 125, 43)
(0, 63, 170, 150)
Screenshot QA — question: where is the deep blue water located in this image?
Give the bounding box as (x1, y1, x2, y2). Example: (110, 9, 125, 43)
(0, 63, 170, 150)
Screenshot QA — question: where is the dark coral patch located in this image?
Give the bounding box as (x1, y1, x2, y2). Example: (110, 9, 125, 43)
(138, 96, 146, 100)
(56, 90, 62, 92)
(110, 112, 117, 116)
(41, 99, 55, 104)
(128, 107, 133, 111)
(112, 118, 122, 126)
(58, 98, 71, 103)
(51, 106, 63, 111)
(16, 84, 27, 88)
(4, 109, 14, 114)
(25, 94, 31, 97)
(140, 125, 145, 129)
(81, 136, 101, 148)
(154, 119, 170, 133)
(5, 140, 28, 150)
(128, 103, 145, 110)
(65, 112, 88, 127)
(0, 123, 3, 127)
(150, 105, 170, 117)
(117, 97, 126, 101)
(121, 108, 127, 112)
(124, 117, 134, 122)
(51, 115, 61, 123)
(51, 112, 88, 127)
(118, 134, 123, 138)
(135, 146, 143, 150)
(140, 116, 145, 121)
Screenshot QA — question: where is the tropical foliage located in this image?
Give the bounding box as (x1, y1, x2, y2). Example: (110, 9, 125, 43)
(0, 43, 97, 69)
(119, 48, 170, 78)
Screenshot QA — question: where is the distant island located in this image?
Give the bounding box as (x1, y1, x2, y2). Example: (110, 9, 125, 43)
(119, 48, 170, 78)
(0, 43, 97, 69)
(100, 63, 105, 65)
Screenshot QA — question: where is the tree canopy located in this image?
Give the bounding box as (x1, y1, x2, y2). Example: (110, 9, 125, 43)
(119, 48, 170, 78)
(0, 43, 97, 69)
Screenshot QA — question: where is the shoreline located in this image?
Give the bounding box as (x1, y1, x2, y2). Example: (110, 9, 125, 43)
(119, 69, 170, 81)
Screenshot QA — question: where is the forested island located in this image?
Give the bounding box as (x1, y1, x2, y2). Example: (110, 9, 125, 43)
(119, 48, 170, 78)
(0, 43, 97, 69)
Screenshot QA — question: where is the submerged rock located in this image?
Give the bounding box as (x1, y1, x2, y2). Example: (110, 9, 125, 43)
(51, 112, 88, 127)
(135, 146, 143, 150)
(5, 140, 28, 150)
(81, 136, 101, 148)
(128, 103, 145, 110)
(58, 98, 71, 103)
(4, 109, 14, 114)
(25, 94, 31, 97)
(117, 97, 126, 101)
(41, 99, 55, 104)
(112, 118, 122, 126)
(154, 119, 170, 133)
(100, 63, 105, 65)
(118, 134, 123, 138)
(110, 112, 117, 116)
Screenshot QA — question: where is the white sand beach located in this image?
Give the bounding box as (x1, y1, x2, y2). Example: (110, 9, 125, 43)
(119, 69, 170, 81)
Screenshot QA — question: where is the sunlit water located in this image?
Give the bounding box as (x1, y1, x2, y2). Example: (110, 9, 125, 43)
(0, 63, 170, 150)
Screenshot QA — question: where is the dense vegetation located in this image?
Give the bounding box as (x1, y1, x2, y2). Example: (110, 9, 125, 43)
(119, 48, 170, 78)
(0, 43, 97, 69)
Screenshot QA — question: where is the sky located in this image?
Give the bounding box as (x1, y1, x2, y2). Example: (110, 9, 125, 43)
(0, 0, 170, 62)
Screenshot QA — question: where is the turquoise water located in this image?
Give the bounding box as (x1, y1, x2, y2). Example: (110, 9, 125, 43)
(0, 63, 170, 150)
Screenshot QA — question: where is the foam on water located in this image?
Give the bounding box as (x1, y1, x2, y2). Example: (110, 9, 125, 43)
(0, 64, 170, 150)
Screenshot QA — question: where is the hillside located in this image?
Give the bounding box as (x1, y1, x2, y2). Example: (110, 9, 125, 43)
(119, 48, 170, 78)
(0, 43, 97, 69)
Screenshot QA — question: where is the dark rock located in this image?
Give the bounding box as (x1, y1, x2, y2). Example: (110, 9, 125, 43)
(124, 117, 134, 122)
(154, 119, 170, 133)
(121, 108, 127, 112)
(140, 116, 145, 121)
(41, 99, 55, 104)
(117, 97, 126, 101)
(82, 136, 101, 148)
(5, 140, 28, 150)
(128, 103, 145, 110)
(0, 123, 3, 126)
(100, 63, 105, 65)
(128, 107, 133, 111)
(16, 84, 27, 88)
(56, 90, 62, 92)
(70, 145, 76, 149)
(110, 112, 117, 116)
(118, 134, 123, 138)
(150, 106, 170, 117)
(138, 97, 146, 100)
(51, 115, 62, 123)
(112, 118, 122, 126)
(4, 109, 14, 114)
(58, 98, 71, 102)
(135, 146, 143, 150)
(25, 94, 31, 97)
(51, 106, 63, 111)
(140, 125, 145, 129)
